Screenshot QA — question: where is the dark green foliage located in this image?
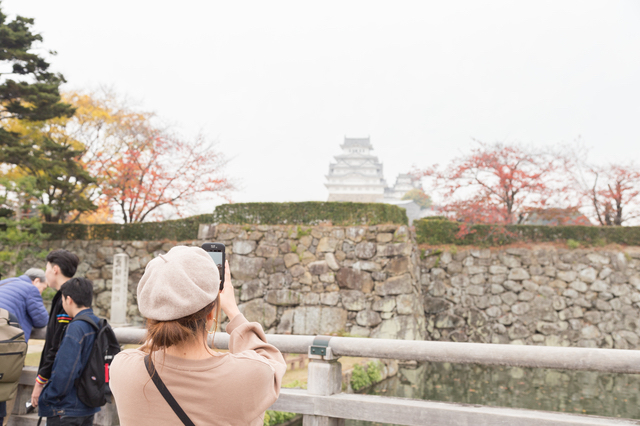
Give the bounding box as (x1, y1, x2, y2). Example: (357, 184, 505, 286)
(415, 218, 640, 246)
(43, 214, 215, 241)
(0, 8, 74, 129)
(350, 361, 383, 391)
(212, 202, 408, 226)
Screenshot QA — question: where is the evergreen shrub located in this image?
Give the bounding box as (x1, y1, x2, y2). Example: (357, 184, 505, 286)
(415, 218, 640, 246)
(212, 202, 408, 226)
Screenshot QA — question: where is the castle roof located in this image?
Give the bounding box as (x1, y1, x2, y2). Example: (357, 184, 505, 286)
(341, 137, 372, 149)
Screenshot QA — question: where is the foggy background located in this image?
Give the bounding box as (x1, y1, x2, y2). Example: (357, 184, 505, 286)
(5, 0, 640, 212)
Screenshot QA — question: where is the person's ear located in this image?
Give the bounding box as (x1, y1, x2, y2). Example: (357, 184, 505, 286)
(206, 310, 214, 321)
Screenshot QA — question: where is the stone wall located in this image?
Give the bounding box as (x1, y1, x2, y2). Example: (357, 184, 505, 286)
(32, 223, 425, 340)
(420, 247, 640, 349)
(26, 227, 640, 349)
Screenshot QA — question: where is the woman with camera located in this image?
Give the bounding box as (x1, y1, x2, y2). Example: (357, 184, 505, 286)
(110, 246, 286, 426)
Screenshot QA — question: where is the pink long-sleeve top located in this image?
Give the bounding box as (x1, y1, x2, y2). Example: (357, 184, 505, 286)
(109, 314, 287, 426)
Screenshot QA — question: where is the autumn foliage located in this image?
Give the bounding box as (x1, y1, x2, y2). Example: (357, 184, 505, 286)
(68, 91, 233, 223)
(418, 142, 562, 225)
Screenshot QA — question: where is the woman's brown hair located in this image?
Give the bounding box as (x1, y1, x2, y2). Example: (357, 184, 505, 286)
(142, 300, 220, 356)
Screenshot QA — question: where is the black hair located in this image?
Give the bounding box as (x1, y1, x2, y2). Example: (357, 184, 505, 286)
(60, 277, 93, 308)
(46, 249, 80, 278)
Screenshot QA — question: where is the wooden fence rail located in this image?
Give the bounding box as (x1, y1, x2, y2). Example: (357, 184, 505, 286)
(14, 328, 640, 426)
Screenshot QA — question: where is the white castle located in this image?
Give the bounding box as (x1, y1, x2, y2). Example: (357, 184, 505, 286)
(325, 136, 422, 204)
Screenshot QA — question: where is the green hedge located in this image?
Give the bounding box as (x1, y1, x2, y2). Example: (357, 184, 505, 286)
(211, 202, 408, 226)
(415, 218, 640, 246)
(42, 214, 215, 241)
(41, 202, 407, 241)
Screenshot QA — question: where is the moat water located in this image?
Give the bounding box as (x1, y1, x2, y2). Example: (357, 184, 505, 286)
(345, 362, 640, 426)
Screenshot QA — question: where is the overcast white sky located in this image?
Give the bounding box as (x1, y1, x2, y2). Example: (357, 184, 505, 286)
(5, 1, 640, 214)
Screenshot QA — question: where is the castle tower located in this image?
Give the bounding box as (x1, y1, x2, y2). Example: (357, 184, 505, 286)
(325, 137, 388, 202)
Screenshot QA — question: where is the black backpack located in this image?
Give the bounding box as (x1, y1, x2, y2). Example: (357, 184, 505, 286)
(73, 316, 121, 408)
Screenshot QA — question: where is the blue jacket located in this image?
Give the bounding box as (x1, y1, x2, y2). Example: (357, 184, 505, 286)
(0, 275, 49, 341)
(38, 308, 101, 418)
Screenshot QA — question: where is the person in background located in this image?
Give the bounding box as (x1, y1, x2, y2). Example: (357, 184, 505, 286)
(38, 277, 101, 425)
(30, 250, 80, 409)
(110, 246, 287, 426)
(0, 268, 49, 425)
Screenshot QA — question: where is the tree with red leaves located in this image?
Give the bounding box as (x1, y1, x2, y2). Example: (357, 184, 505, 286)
(69, 91, 233, 223)
(565, 158, 640, 226)
(418, 141, 562, 225)
(94, 122, 232, 224)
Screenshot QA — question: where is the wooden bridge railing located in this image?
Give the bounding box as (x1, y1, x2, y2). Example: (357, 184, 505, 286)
(15, 327, 640, 426)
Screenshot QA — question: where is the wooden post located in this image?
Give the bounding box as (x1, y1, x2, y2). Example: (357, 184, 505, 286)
(304, 343, 344, 426)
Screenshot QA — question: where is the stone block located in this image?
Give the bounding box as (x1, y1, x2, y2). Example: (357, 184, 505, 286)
(371, 315, 425, 340)
(569, 281, 588, 293)
(317, 237, 339, 253)
(396, 294, 416, 315)
(465, 265, 488, 275)
(578, 267, 597, 284)
(356, 310, 382, 327)
(376, 233, 393, 243)
(240, 279, 264, 301)
(230, 255, 264, 280)
(337, 267, 373, 292)
(501, 292, 518, 306)
(557, 271, 577, 282)
(385, 257, 411, 276)
(467, 285, 485, 296)
(324, 253, 340, 270)
(508, 268, 531, 281)
(511, 302, 530, 315)
(489, 265, 509, 275)
(355, 242, 377, 259)
(486, 306, 502, 317)
(372, 297, 396, 312)
(451, 275, 470, 287)
(303, 292, 320, 305)
(255, 244, 279, 258)
(284, 252, 300, 268)
(321, 292, 340, 306)
(309, 260, 330, 275)
(491, 284, 505, 294)
(377, 243, 412, 257)
(292, 306, 348, 335)
(375, 274, 413, 296)
(264, 289, 301, 306)
(352, 261, 381, 272)
(435, 312, 465, 329)
(239, 299, 277, 329)
(581, 325, 601, 339)
(233, 240, 256, 255)
(423, 297, 451, 314)
(518, 291, 535, 301)
(508, 323, 530, 339)
(503, 280, 523, 293)
(341, 290, 366, 311)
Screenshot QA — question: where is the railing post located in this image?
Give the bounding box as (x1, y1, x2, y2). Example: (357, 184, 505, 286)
(304, 337, 344, 426)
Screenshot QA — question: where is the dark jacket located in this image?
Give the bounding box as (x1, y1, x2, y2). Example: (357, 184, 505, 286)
(0, 275, 49, 341)
(38, 308, 101, 418)
(37, 291, 69, 384)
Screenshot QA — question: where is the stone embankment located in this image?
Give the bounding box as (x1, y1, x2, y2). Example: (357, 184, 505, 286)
(27, 225, 640, 349)
(421, 247, 640, 348)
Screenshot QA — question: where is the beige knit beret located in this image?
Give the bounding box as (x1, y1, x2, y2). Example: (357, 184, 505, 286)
(137, 246, 220, 321)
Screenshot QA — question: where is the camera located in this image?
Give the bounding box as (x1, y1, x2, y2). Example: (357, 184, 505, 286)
(202, 242, 226, 291)
(25, 402, 35, 414)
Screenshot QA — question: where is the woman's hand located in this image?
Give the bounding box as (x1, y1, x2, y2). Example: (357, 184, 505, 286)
(219, 260, 240, 321)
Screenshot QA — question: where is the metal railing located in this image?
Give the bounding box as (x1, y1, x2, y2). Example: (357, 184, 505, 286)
(111, 328, 640, 426)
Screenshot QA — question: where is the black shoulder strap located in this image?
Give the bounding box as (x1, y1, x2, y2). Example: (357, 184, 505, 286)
(144, 355, 196, 426)
(73, 315, 99, 330)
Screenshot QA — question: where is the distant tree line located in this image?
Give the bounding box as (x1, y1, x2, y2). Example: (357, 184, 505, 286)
(0, 5, 233, 228)
(417, 140, 640, 227)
